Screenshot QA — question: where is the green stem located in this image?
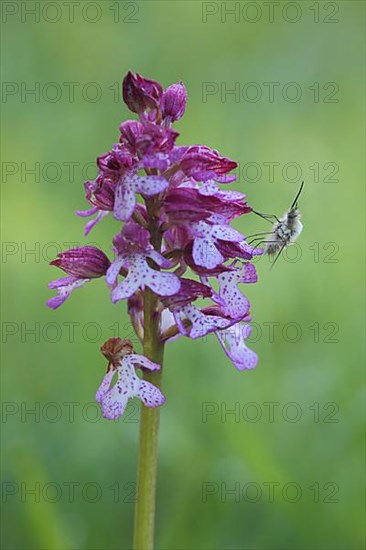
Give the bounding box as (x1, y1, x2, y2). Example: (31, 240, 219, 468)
(133, 288, 164, 550)
(134, 197, 164, 550)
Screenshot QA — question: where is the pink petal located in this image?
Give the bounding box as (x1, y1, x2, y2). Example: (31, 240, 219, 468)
(114, 178, 136, 221)
(133, 175, 169, 196)
(216, 325, 258, 370)
(118, 361, 141, 394)
(111, 265, 142, 302)
(96, 370, 114, 404)
(106, 255, 125, 285)
(193, 237, 224, 269)
(76, 207, 98, 217)
(211, 225, 243, 242)
(172, 309, 190, 336)
(137, 381, 166, 408)
(146, 249, 174, 269)
(217, 270, 250, 318)
(127, 354, 161, 371)
(241, 262, 258, 283)
(84, 211, 109, 236)
(100, 385, 129, 420)
(47, 277, 89, 309)
(145, 268, 181, 297)
(177, 304, 232, 339)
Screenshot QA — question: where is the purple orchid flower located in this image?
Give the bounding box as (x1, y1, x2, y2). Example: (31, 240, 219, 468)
(216, 324, 258, 370)
(189, 220, 246, 269)
(106, 223, 181, 302)
(96, 338, 165, 420)
(202, 261, 258, 319)
(48, 70, 264, 419)
(113, 170, 169, 222)
(47, 246, 110, 309)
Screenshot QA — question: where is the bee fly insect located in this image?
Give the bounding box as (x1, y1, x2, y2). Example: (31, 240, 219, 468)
(252, 181, 304, 267)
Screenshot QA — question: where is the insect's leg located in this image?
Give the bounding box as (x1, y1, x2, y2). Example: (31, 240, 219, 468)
(247, 231, 275, 238)
(247, 231, 275, 245)
(269, 241, 288, 270)
(247, 238, 266, 249)
(252, 210, 280, 224)
(250, 239, 277, 253)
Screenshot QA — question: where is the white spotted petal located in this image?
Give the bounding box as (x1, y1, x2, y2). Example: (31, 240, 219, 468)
(97, 354, 166, 421)
(216, 324, 258, 371)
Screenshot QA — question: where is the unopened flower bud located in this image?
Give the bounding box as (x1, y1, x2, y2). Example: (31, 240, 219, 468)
(122, 71, 163, 115)
(50, 246, 110, 279)
(161, 81, 187, 122)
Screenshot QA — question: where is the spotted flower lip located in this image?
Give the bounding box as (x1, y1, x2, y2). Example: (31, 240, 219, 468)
(202, 262, 257, 319)
(216, 324, 258, 370)
(106, 223, 181, 302)
(183, 243, 236, 276)
(172, 302, 240, 340)
(190, 220, 246, 269)
(96, 338, 165, 420)
(114, 170, 169, 222)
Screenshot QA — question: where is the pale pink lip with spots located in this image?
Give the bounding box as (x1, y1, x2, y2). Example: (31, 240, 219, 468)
(96, 343, 165, 421)
(47, 71, 262, 420)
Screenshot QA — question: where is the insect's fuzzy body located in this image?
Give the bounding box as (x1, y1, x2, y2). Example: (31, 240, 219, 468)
(266, 207, 303, 255)
(251, 181, 304, 267)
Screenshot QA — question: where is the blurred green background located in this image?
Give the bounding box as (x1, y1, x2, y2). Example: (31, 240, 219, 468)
(1, 1, 365, 549)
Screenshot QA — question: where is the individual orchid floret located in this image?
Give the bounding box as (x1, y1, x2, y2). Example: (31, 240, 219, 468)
(190, 220, 245, 269)
(106, 223, 181, 302)
(161, 81, 187, 123)
(114, 169, 169, 222)
(173, 303, 239, 340)
(182, 244, 234, 276)
(76, 178, 115, 235)
(47, 246, 110, 309)
(202, 262, 257, 319)
(49, 246, 111, 279)
(97, 144, 168, 223)
(96, 338, 166, 420)
(216, 324, 258, 370)
(122, 71, 163, 116)
(180, 145, 237, 182)
(121, 119, 179, 160)
(162, 279, 237, 340)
